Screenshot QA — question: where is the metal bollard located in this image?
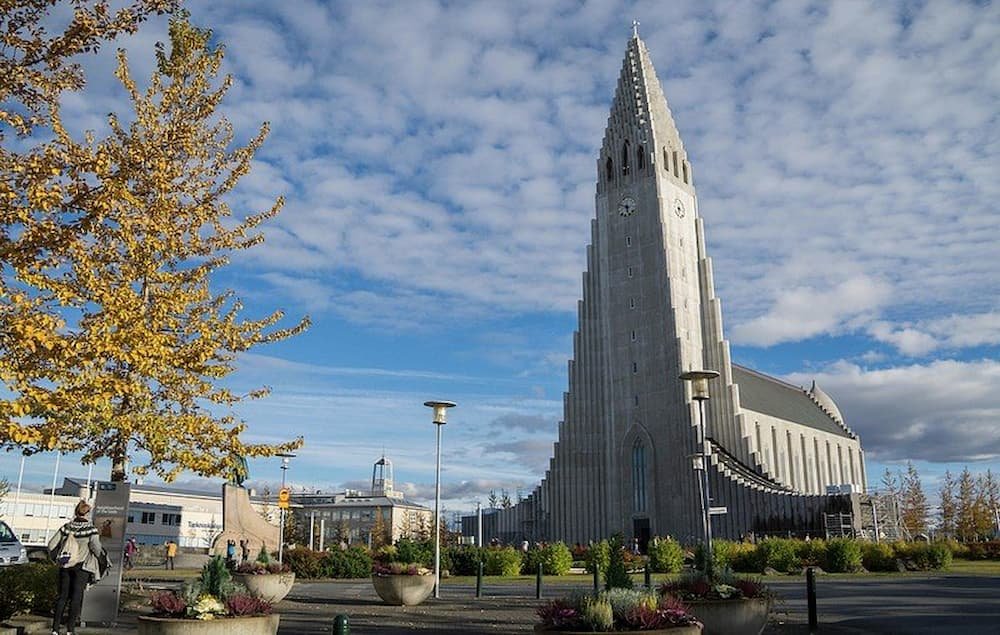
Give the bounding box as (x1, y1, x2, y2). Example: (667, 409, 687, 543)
(593, 564, 600, 594)
(536, 563, 543, 599)
(806, 566, 817, 632)
(476, 560, 483, 598)
(333, 614, 350, 635)
(644, 564, 651, 589)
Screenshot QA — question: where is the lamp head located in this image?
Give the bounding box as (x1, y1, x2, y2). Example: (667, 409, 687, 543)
(680, 369, 720, 401)
(424, 400, 456, 425)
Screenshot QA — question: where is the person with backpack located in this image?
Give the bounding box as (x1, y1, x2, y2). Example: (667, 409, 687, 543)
(47, 500, 106, 635)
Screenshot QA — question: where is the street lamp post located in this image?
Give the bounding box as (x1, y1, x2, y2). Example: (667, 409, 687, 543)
(680, 369, 720, 574)
(277, 453, 295, 565)
(424, 400, 456, 599)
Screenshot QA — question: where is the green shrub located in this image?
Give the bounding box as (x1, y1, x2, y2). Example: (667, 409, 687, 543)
(0, 563, 58, 621)
(285, 547, 325, 579)
(938, 538, 969, 559)
(727, 542, 760, 572)
(604, 535, 633, 590)
(524, 542, 574, 576)
(823, 539, 862, 573)
(755, 538, 800, 573)
(794, 539, 827, 568)
(321, 545, 372, 578)
(965, 541, 1000, 560)
(483, 546, 522, 577)
(927, 542, 953, 569)
(447, 546, 483, 576)
(585, 540, 610, 575)
(394, 538, 433, 567)
(861, 542, 896, 572)
(647, 536, 684, 573)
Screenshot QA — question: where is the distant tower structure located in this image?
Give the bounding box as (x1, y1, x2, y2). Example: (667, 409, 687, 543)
(371, 455, 394, 497)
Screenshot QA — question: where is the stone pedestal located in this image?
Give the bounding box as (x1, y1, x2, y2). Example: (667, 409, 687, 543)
(210, 484, 279, 557)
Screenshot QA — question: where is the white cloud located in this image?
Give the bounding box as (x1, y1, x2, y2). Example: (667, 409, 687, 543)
(786, 359, 1000, 463)
(869, 311, 1000, 356)
(731, 276, 890, 346)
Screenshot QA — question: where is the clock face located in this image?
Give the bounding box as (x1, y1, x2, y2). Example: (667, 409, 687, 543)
(673, 198, 686, 218)
(618, 196, 637, 217)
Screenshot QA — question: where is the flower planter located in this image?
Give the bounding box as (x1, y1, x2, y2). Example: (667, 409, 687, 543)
(371, 573, 435, 606)
(534, 626, 702, 634)
(683, 598, 769, 635)
(137, 614, 279, 635)
(233, 571, 295, 603)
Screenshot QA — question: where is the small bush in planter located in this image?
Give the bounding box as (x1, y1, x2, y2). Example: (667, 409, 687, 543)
(394, 538, 432, 566)
(372, 562, 431, 576)
(647, 536, 684, 573)
(660, 570, 773, 602)
(537, 589, 699, 632)
(150, 556, 274, 619)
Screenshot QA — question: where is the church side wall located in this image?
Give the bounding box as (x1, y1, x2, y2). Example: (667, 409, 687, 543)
(740, 408, 865, 495)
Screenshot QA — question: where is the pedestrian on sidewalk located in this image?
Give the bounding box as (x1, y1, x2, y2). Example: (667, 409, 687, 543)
(48, 500, 107, 635)
(164, 539, 177, 570)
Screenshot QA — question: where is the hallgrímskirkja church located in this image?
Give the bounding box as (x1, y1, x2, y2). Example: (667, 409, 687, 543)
(478, 32, 874, 546)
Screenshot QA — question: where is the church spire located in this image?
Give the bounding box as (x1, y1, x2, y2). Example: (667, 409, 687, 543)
(600, 33, 693, 189)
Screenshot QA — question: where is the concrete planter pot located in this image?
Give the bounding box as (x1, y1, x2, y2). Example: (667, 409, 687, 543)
(683, 598, 769, 635)
(233, 571, 295, 603)
(137, 614, 280, 635)
(534, 625, 702, 634)
(371, 574, 435, 606)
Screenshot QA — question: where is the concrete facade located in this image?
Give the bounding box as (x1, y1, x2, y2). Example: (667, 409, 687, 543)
(481, 34, 866, 545)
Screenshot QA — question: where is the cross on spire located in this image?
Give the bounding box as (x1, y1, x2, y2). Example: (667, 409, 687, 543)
(632, 20, 640, 38)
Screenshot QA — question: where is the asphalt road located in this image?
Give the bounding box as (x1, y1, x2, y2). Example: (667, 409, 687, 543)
(273, 574, 1000, 634)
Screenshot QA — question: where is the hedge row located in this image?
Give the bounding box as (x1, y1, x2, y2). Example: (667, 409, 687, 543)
(703, 538, 953, 573)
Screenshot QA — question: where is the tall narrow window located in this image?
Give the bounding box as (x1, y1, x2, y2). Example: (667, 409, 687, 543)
(632, 440, 647, 512)
(637, 145, 645, 170)
(672, 150, 679, 177)
(626, 235, 632, 247)
(605, 157, 614, 181)
(622, 141, 631, 175)
(627, 266, 633, 278)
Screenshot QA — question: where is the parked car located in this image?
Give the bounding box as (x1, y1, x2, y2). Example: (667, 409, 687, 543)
(0, 520, 28, 566)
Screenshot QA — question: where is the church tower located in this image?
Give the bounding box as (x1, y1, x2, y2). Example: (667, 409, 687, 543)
(485, 30, 867, 545)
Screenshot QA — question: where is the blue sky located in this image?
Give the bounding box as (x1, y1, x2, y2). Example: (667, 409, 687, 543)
(2, 0, 999, 517)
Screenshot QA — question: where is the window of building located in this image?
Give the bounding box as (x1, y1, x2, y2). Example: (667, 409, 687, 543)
(637, 145, 645, 170)
(632, 440, 647, 512)
(627, 266, 633, 278)
(626, 235, 632, 247)
(634, 395, 639, 406)
(629, 297, 635, 309)
(631, 330, 636, 342)
(127, 514, 134, 523)
(632, 362, 638, 373)
(162, 513, 181, 526)
(141, 511, 156, 524)
(605, 157, 613, 181)
(622, 141, 631, 175)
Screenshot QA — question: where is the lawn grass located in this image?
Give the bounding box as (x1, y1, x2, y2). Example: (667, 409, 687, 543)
(942, 558, 1000, 575)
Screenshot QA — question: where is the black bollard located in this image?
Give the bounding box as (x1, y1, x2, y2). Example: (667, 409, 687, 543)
(536, 563, 543, 599)
(644, 564, 651, 589)
(806, 566, 817, 632)
(476, 560, 483, 598)
(333, 614, 350, 635)
(593, 564, 600, 594)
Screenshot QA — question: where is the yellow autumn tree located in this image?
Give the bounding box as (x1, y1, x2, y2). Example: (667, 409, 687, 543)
(0, 12, 307, 481)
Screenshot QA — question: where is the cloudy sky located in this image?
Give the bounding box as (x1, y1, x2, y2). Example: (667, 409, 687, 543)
(3, 0, 998, 516)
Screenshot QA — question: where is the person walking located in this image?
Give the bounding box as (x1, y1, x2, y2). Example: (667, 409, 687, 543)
(239, 538, 250, 563)
(164, 539, 177, 570)
(47, 500, 106, 635)
(123, 537, 138, 571)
